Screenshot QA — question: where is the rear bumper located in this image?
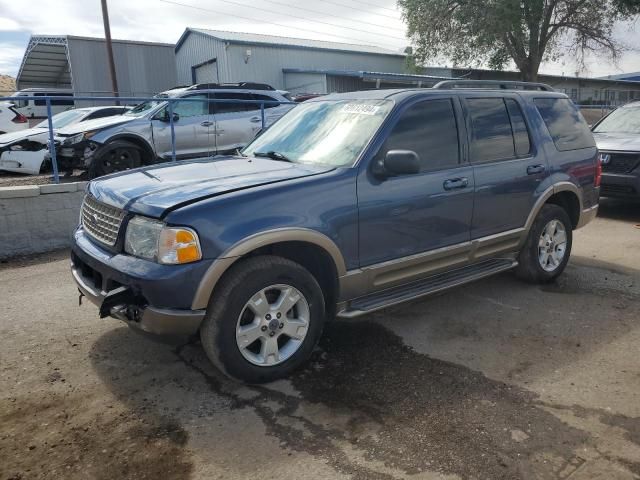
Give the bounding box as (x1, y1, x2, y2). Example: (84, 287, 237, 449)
(576, 204, 599, 229)
(600, 172, 640, 198)
(71, 228, 210, 336)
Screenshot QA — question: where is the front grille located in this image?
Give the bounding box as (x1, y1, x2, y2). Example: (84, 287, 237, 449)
(81, 195, 125, 246)
(601, 152, 640, 174)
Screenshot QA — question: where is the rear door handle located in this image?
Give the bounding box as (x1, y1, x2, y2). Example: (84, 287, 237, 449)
(250, 116, 262, 123)
(200, 121, 214, 127)
(527, 164, 545, 175)
(443, 177, 469, 190)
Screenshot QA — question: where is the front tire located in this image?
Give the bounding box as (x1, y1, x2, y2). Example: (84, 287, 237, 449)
(515, 204, 573, 283)
(88, 140, 142, 179)
(200, 255, 325, 383)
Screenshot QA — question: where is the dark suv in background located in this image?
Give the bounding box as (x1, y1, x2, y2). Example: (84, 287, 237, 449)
(591, 101, 640, 199)
(71, 80, 600, 383)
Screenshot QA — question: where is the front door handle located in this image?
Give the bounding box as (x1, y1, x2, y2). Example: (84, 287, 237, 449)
(443, 177, 469, 190)
(527, 164, 545, 175)
(200, 121, 214, 127)
(250, 116, 262, 123)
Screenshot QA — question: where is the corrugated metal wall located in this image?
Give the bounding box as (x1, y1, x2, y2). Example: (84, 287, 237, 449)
(223, 43, 405, 89)
(284, 72, 326, 93)
(67, 38, 177, 98)
(175, 31, 406, 90)
(175, 33, 228, 85)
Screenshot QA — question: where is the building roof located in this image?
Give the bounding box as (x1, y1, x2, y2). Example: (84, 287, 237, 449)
(176, 28, 405, 57)
(16, 35, 174, 90)
(599, 72, 640, 81)
(283, 68, 451, 84)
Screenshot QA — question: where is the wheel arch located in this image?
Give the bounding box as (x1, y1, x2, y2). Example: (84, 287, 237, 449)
(191, 228, 347, 312)
(525, 182, 583, 232)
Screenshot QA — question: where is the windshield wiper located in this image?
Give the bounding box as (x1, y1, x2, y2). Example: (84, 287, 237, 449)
(253, 151, 292, 162)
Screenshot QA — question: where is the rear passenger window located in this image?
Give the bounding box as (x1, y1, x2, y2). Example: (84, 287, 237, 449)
(252, 94, 280, 110)
(534, 98, 595, 151)
(382, 99, 459, 172)
(214, 93, 254, 114)
(505, 99, 531, 156)
(466, 98, 515, 162)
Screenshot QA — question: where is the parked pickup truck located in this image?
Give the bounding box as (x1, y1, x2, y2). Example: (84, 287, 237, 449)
(70, 81, 600, 383)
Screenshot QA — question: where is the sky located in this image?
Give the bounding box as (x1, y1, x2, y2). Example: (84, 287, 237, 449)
(0, 0, 639, 79)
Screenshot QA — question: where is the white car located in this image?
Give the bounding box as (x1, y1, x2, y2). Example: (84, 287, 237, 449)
(0, 106, 129, 175)
(0, 102, 29, 134)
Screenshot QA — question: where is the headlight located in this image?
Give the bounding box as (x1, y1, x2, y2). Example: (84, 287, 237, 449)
(124, 216, 202, 264)
(63, 131, 96, 146)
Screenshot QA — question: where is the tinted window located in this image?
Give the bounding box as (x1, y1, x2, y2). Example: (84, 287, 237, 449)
(172, 94, 208, 117)
(534, 98, 595, 151)
(382, 99, 459, 172)
(34, 93, 74, 106)
(252, 94, 280, 110)
(214, 92, 254, 114)
(505, 99, 531, 156)
(86, 108, 126, 120)
(467, 98, 515, 162)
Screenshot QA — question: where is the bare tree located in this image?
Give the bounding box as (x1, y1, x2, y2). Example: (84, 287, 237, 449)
(398, 0, 640, 81)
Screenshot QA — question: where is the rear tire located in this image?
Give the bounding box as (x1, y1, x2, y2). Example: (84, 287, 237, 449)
(88, 140, 142, 179)
(515, 204, 573, 283)
(200, 255, 325, 383)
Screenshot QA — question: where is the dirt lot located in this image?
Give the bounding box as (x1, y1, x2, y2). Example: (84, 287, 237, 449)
(1, 199, 639, 480)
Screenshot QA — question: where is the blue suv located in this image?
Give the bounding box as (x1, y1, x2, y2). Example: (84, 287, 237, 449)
(71, 81, 600, 383)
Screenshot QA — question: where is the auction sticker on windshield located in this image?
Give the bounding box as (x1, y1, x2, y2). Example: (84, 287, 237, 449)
(341, 103, 382, 115)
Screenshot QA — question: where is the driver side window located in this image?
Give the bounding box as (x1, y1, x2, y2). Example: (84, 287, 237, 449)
(381, 99, 460, 173)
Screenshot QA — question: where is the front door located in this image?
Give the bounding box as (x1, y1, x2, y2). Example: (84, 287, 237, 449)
(212, 92, 262, 153)
(357, 97, 474, 276)
(151, 93, 214, 160)
(461, 95, 549, 238)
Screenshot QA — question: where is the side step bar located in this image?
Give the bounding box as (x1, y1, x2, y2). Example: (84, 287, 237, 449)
(338, 258, 518, 318)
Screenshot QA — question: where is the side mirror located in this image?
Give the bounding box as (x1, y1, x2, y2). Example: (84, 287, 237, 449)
(376, 150, 421, 177)
(160, 110, 179, 123)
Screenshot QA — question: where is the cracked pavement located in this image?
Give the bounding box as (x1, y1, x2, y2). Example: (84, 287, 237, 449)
(1, 198, 639, 480)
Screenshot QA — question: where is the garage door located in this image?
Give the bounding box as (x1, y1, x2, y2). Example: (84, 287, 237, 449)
(194, 61, 218, 84)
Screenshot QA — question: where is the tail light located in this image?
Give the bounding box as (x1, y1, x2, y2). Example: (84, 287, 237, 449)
(10, 107, 27, 124)
(595, 152, 604, 187)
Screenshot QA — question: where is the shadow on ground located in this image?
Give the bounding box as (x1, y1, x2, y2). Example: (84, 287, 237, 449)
(87, 317, 639, 480)
(597, 198, 640, 223)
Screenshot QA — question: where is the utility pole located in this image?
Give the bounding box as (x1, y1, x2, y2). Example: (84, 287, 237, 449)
(101, 0, 119, 104)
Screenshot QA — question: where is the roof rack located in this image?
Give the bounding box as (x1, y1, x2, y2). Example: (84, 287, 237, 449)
(190, 82, 275, 91)
(432, 80, 555, 92)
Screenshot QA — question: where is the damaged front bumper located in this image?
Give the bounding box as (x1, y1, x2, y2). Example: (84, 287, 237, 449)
(71, 228, 210, 336)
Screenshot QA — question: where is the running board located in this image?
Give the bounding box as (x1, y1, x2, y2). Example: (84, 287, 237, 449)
(337, 258, 518, 318)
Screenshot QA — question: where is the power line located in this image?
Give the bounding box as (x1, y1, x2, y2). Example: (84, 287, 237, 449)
(344, 0, 400, 15)
(313, 0, 401, 20)
(259, 0, 402, 32)
(159, 0, 407, 42)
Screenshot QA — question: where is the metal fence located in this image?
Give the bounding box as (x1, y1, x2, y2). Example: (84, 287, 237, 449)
(0, 95, 296, 183)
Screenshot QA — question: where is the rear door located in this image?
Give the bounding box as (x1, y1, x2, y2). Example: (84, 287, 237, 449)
(212, 92, 262, 153)
(151, 93, 213, 159)
(462, 95, 549, 239)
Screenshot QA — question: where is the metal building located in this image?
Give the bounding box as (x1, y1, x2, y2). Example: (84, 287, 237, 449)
(16, 35, 177, 96)
(175, 28, 407, 93)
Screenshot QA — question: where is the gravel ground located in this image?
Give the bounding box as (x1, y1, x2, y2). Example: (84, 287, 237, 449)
(0, 171, 85, 187)
(1, 199, 639, 480)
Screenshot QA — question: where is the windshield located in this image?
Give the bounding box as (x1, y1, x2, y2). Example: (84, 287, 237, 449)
(243, 99, 393, 167)
(126, 94, 168, 116)
(35, 109, 87, 129)
(593, 106, 640, 134)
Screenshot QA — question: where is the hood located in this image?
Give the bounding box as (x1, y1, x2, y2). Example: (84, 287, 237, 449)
(56, 115, 135, 136)
(0, 127, 48, 146)
(593, 132, 640, 152)
(89, 156, 333, 218)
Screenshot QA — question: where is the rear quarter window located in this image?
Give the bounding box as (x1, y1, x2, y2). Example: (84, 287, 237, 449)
(534, 98, 595, 151)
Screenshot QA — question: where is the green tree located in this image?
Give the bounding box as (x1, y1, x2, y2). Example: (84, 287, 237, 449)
(398, 0, 640, 81)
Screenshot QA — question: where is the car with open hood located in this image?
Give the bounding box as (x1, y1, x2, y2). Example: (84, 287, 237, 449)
(70, 81, 600, 383)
